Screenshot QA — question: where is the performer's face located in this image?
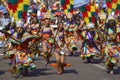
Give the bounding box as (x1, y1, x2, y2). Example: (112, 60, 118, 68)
(16, 27, 23, 33)
(45, 19, 50, 27)
(33, 17, 37, 23)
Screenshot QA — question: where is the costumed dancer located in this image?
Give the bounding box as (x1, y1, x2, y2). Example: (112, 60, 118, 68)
(41, 14, 54, 64)
(50, 16, 71, 74)
(97, 7, 108, 53)
(80, 23, 100, 63)
(105, 14, 116, 42)
(28, 15, 41, 58)
(101, 42, 120, 74)
(76, 13, 84, 53)
(3, 20, 16, 56)
(64, 13, 78, 56)
(76, 12, 84, 39)
(4, 20, 36, 75)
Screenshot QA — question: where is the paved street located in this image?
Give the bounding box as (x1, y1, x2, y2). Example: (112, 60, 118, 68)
(0, 0, 120, 80)
(0, 52, 120, 80)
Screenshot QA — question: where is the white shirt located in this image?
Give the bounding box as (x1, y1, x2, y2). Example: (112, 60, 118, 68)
(0, 17, 10, 30)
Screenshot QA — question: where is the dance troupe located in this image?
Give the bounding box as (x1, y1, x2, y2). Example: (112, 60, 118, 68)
(0, 0, 120, 76)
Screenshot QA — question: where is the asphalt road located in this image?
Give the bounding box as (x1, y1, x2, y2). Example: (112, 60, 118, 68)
(0, 52, 120, 80)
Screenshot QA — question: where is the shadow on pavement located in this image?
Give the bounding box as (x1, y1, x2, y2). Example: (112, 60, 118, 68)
(92, 58, 103, 64)
(64, 69, 78, 74)
(68, 52, 81, 57)
(114, 67, 120, 74)
(23, 68, 55, 77)
(83, 58, 103, 64)
(0, 70, 5, 75)
(49, 60, 56, 64)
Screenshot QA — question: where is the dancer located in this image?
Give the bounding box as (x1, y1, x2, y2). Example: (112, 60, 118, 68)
(4, 20, 36, 75)
(105, 15, 116, 42)
(80, 23, 99, 63)
(101, 42, 120, 74)
(41, 15, 54, 64)
(64, 13, 78, 56)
